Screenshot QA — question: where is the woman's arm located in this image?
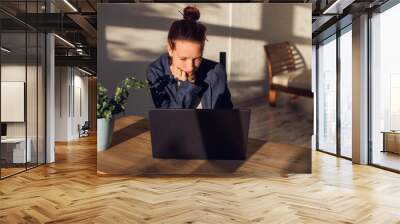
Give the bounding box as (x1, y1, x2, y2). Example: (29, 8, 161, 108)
(218, 86, 234, 109)
(147, 67, 202, 108)
(213, 64, 233, 109)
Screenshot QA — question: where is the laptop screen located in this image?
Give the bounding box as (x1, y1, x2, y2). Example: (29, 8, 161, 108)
(1, 123, 7, 137)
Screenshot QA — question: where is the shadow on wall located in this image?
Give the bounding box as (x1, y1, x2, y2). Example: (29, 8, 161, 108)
(98, 3, 312, 117)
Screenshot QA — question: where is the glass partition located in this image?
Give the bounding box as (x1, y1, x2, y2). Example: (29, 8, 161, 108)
(0, 1, 46, 179)
(317, 35, 337, 154)
(38, 32, 45, 165)
(370, 3, 400, 171)
(316, 24, 353, 159)
(27, 31, 38, 169)
(339, 26, 352, 158)
(1, 31, 27, 177)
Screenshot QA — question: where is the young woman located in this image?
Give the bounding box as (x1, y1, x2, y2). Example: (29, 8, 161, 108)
(146, 6, 233, 109)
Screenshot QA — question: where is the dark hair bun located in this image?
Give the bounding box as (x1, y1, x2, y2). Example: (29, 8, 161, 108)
(183, 6, 200, 22)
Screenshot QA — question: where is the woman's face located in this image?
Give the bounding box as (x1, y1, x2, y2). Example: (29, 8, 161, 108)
(167, 40, 203, 76)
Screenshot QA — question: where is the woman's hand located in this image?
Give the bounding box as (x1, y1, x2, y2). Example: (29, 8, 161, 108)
(170, 65, 196, 83)
(187, 73, 196, 83)
(170, 65, 187, 81)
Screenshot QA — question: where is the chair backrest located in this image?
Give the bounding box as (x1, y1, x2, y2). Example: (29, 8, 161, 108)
(82, 121, 90, 129)
(264, 42, 305, 77)
(219, 51, 226, 68)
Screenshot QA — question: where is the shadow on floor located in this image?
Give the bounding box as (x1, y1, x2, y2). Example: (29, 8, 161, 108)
(190, 138, 266, 173)
(109, 118, 149, 148)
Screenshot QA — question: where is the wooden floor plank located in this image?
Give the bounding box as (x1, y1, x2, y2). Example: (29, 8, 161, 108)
(0, 134, 400, 223)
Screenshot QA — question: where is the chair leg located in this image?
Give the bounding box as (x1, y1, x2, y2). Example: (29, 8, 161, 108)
(268, 89, 277, 107)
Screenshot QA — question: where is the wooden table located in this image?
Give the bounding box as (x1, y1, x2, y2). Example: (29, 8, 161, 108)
(97, 116, 311, 176)
(381, 131, 400, 154)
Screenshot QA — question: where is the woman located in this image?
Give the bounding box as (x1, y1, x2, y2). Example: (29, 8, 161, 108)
(146, 6, 233, 109)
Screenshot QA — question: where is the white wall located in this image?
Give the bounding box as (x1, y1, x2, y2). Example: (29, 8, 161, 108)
(72, 73, 89, 138)
(1, 65, 35, 138)
(1, 82, 25, 122)
(1, 62, 46, 164)
(55, 67, 89, 141)
(1, 65, 26, 130)
(55, 66, 69, 141)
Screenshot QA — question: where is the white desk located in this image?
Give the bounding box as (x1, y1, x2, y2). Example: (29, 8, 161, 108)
(1, 138, 32, 163)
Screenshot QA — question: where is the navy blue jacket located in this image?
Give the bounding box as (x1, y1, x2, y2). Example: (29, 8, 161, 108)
(146, 53, 233, 109)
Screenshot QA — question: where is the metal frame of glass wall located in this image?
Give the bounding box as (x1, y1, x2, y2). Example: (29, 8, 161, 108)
(0, 1, 47, 180)
(316, 23, 353, 160)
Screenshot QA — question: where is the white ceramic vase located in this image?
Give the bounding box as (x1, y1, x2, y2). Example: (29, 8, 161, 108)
(97, 118, 115, 151)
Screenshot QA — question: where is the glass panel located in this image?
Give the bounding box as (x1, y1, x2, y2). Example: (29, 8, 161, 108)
(371, 4, 400, 171)
(25, 0, 39, 170)
(339, 27, 352, 158)
(38, 33, 45, 165)
(27, 31, 38, 169)
(1, 31, 27, 177)
(317, 35, 337, 154)
(0, 1, 45, 179)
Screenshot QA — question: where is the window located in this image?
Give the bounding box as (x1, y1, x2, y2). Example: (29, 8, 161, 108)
(370, 2, 400, 171)
(339, 26, 352, 158)
(316, 25, 353, 158)
(317, 35, 337, 154)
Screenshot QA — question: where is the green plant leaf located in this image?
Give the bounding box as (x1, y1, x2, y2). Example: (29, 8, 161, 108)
(97, 76, 147, 119)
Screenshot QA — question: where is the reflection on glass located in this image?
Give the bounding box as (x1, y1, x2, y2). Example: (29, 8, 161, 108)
(38, 33, 46, 165)
(371, 3, 400, 171)
(27, 31, 38, 169)
(340, 27, 352, 158)
(1, 32, 27, 177)
(0, 0, 46, 178)
(318, 35, 337, 154)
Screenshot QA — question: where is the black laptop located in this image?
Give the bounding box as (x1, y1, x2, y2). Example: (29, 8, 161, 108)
(149, 109, 251, 160)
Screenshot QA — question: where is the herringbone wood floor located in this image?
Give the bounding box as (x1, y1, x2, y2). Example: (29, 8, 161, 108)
(1, 135, 400, 223)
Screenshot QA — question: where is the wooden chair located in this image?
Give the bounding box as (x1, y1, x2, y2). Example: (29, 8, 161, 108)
(264, 42, 313, 106)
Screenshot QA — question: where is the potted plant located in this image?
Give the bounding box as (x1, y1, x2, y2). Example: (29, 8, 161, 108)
(97, 76, 147, 151)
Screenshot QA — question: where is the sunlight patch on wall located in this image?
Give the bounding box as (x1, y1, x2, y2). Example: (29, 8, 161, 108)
(293, 4, 311, 39)
(231, 4, 262, 31)
(105, 26, 167, 61)
(143, 3, 229, 27)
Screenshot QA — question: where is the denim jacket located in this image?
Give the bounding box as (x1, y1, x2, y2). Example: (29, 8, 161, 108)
(146, 53, 233, 109)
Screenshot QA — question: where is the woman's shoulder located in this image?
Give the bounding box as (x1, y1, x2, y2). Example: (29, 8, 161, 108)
(148, 53, 169, 72)
(201, 58, 218, 68)
(201, 58, 226, 79)
(147, 53, 171, 81)
(201, 58, 225, 72)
